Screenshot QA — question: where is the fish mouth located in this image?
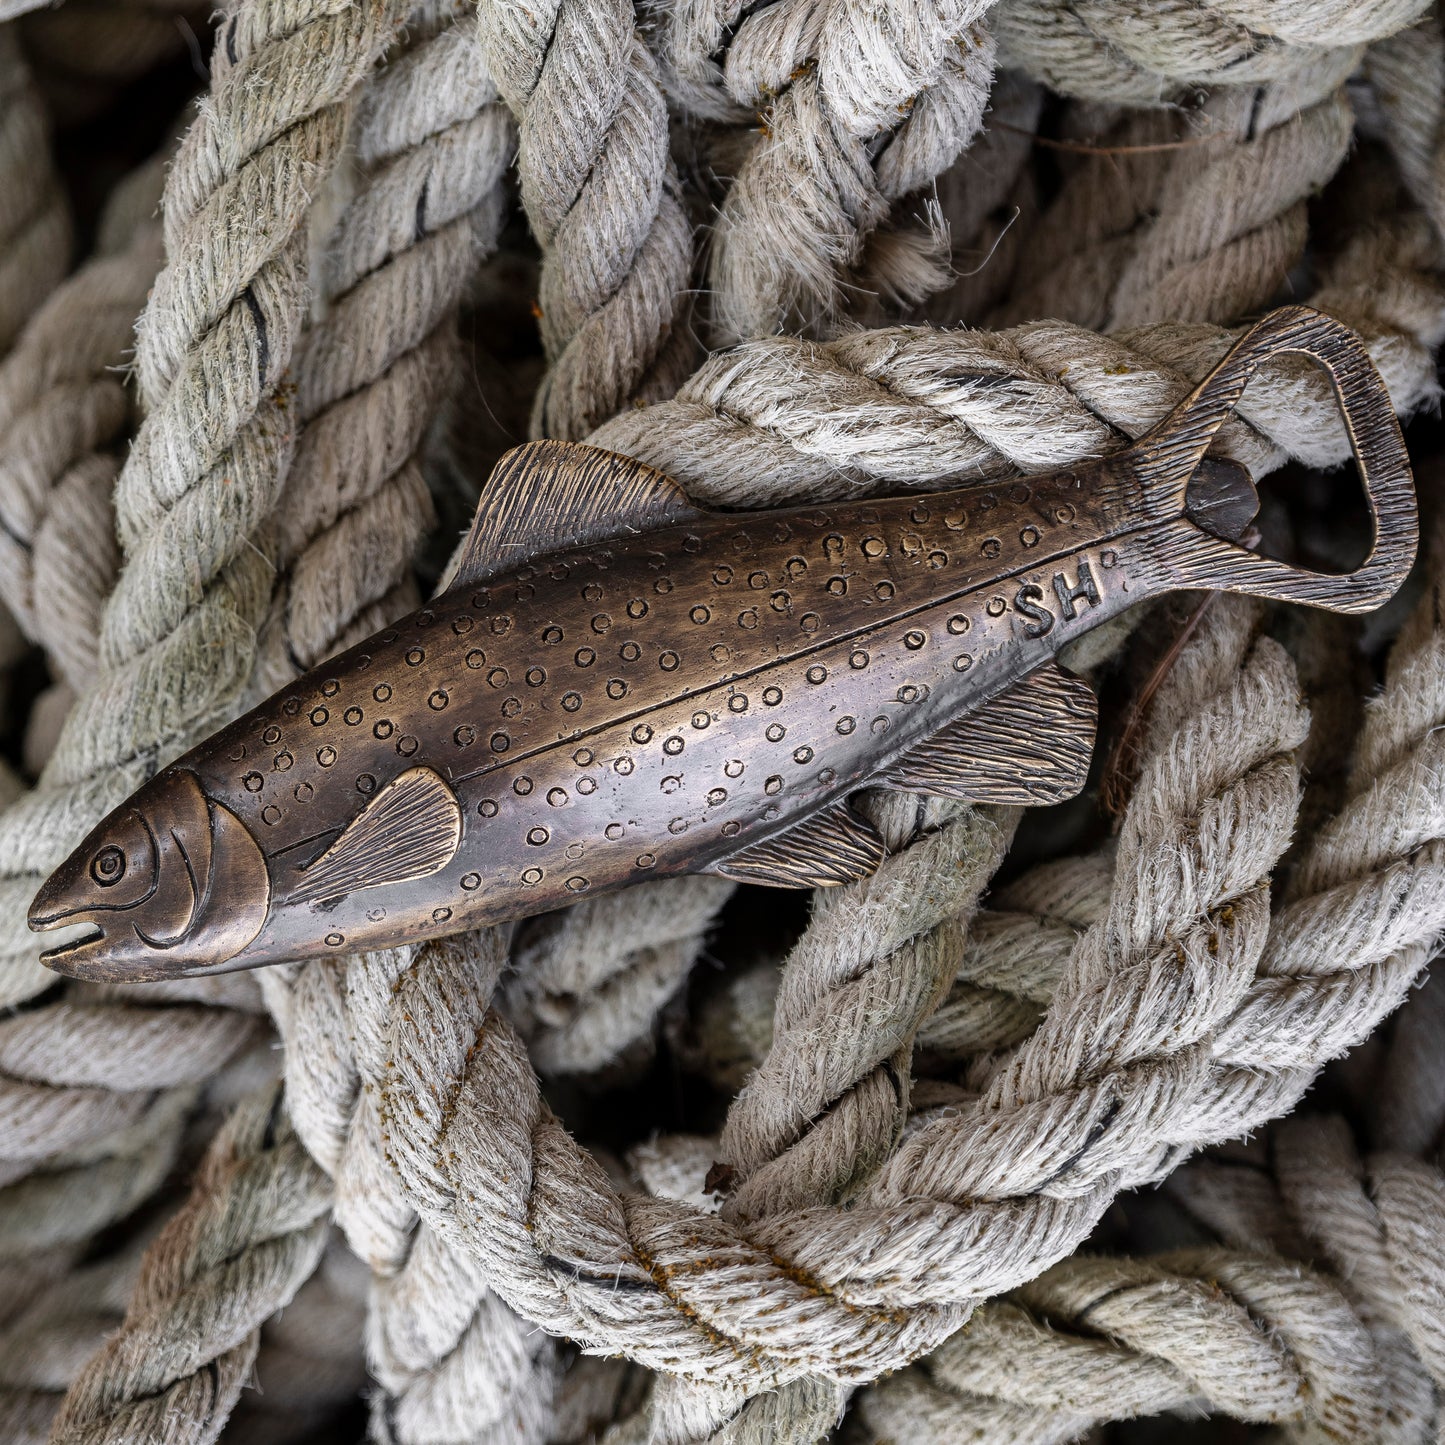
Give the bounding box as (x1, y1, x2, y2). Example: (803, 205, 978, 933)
(33, 915, 114, 979)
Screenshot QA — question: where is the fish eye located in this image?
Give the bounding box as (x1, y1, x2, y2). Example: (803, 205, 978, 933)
(90, 846, 126, 887)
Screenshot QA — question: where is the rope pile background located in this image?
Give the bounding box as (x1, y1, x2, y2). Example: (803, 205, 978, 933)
(0, 1, 1442, 1441)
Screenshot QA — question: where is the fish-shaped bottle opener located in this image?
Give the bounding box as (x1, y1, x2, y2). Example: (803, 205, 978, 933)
(31, 307, 1418, 981)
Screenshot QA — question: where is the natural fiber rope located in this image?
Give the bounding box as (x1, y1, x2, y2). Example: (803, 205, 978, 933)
(479, 0, 695, 439)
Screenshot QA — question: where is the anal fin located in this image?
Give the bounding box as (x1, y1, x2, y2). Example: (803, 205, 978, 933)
(880, 663, 1098, 805)
(708, 800, 884, 888)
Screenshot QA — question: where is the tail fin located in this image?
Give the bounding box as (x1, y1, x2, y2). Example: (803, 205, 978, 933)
(1127, 306, 1417, 614)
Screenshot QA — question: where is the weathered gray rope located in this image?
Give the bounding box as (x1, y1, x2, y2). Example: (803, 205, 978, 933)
(993, 0, 1428, 105)
(853, 1248, 1385, 1442)
(478, 0, 694, 439)
(46, 1084, 331, 1445)
(704, 1, 997, 343)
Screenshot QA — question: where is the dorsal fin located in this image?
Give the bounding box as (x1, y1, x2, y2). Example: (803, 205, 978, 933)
(879, 663, 1098, 805)
(294, 767, 462, 903)
(707, 800, 885, 888)
(444, 441, 707, 591)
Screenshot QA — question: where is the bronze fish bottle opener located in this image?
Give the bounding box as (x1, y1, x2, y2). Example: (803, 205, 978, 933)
(31, 307, 1418, 981)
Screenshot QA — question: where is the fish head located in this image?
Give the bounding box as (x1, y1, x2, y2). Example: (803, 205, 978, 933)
(30, 768, 271, 981)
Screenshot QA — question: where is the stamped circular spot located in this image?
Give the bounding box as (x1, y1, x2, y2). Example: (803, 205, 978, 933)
(547, 788, 567, 808)
(607, 679, 628, 700)
(947, 614, 970, 635)
(724, 759, 744, 778)
(261, 804, 280, 826)
(710, 643, 731, 663)
(487, 667, 508, 688)
(654, 576, 674, 594)
(763, 686, 783, 705)
(722, 820, 741, 837)
(636, 853, 656, 869)
(542, 626, 563, 644)
(904, 630, 926, 650)
(663, 736, 684, 755)
(478, 799, 499, 817)
(373, 683, 393, 703)
(605, 823, 624, 840)
(662, 775, 681, 794)
(562, 691, 582, 712)
(322, 680, 340, 698)
(953, 653, 973, 672)
(986, 596, 1007, 617)
(454, 724, 476, 747)
(374, 720, 394, 740)
(490, 615, 512, 635)
(317, 747, 336, 767)
(527, 826, 549, 845)
(526, 668, 546, 687)
(620, 641, 641, 662)
(397, 734, 419, 756)
(243, 772, 264, 792)
(263, 725, 281, 745)
(690, 605, 710, 624)
(766, 723, 785, 742)
(849, 650, 869, 670)
(801, 612, 821, 632)
(728, 694, 747, 713)
(591, 613, 612, 634)
(582, 583, 602, 602)
(274, 750, 293, 771)
(428, 691, 448, 711)
(229, 744, 247, 761)
(357, 774, 377, 794)
(632, 724, 653, 744)
(659, 650, 680, 671)
(432, 907, 452, 923)
(416, 609, 436, 628)
(1101, 547, 1119, 569)
(806, 665, 827, 685)
(713, 565, 734, 584)
(461, 872, 481, 890)
(454, 615, 474, 635)
(501, 697, 521, 718)
(577, 776, 597, 795)
(1055, 503, 1076, 524)
(826, 576, 847, 596)
(823, 533, 845, 556)
(615, 756, 635, 775)
(748, 571, 768, 589)
(771, 590, 791, 613)
(837, 715, 856, 735)
(627, 599, 648, 620)
(294, 781, 313, 803)
(793, 746, 814, 764)
(707, 788, 727, 806)
(692, 711, 710, 730)
(325, 932, 344, 948)
(343, 706, 362, 725)
(683, 534, 702, 553)
(981, 538, 1001, 559)
(521, 868, 543, 885)
(897, 684, 926, 704)
(367, 907, 386, 922)
(763, 804, 780, 821)
(667, 818, 688, 835)
(565, 841, 585, 860)
(738, 608, 759, 629)
(871, 715, 890, 734)
(1020, 525, 1040, 548)
(818, 767, 836, 783)
(928, 550, 948, 570)
(406, 648, 425, 666)
(765, 775, 783, 795)
(875, 580, 896, 601)
(574, 647, 595, 667)
(283, 698, 301, 717)
(490, 732, 510, 752)
(466, 649, 486, 669)
(862, 537, 885, 558)
(514, 776, 534, 796)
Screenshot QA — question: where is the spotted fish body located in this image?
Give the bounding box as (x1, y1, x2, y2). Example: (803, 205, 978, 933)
(30, 309, 1419, 979)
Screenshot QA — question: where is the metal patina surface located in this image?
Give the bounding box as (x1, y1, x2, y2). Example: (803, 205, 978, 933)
(30, 307, 1419, 981)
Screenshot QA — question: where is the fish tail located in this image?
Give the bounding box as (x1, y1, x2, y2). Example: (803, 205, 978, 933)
(1127, 306, 1417, 615)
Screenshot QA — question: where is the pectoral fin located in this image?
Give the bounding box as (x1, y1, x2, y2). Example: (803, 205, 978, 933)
(445, 441, 707, 590)
(880, 663, 1097, 804)
(709, 800, 885, 888)
(295, 767, 461, 903)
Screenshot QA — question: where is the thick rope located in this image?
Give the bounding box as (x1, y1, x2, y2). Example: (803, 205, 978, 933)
(478, 0, 694, 439)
